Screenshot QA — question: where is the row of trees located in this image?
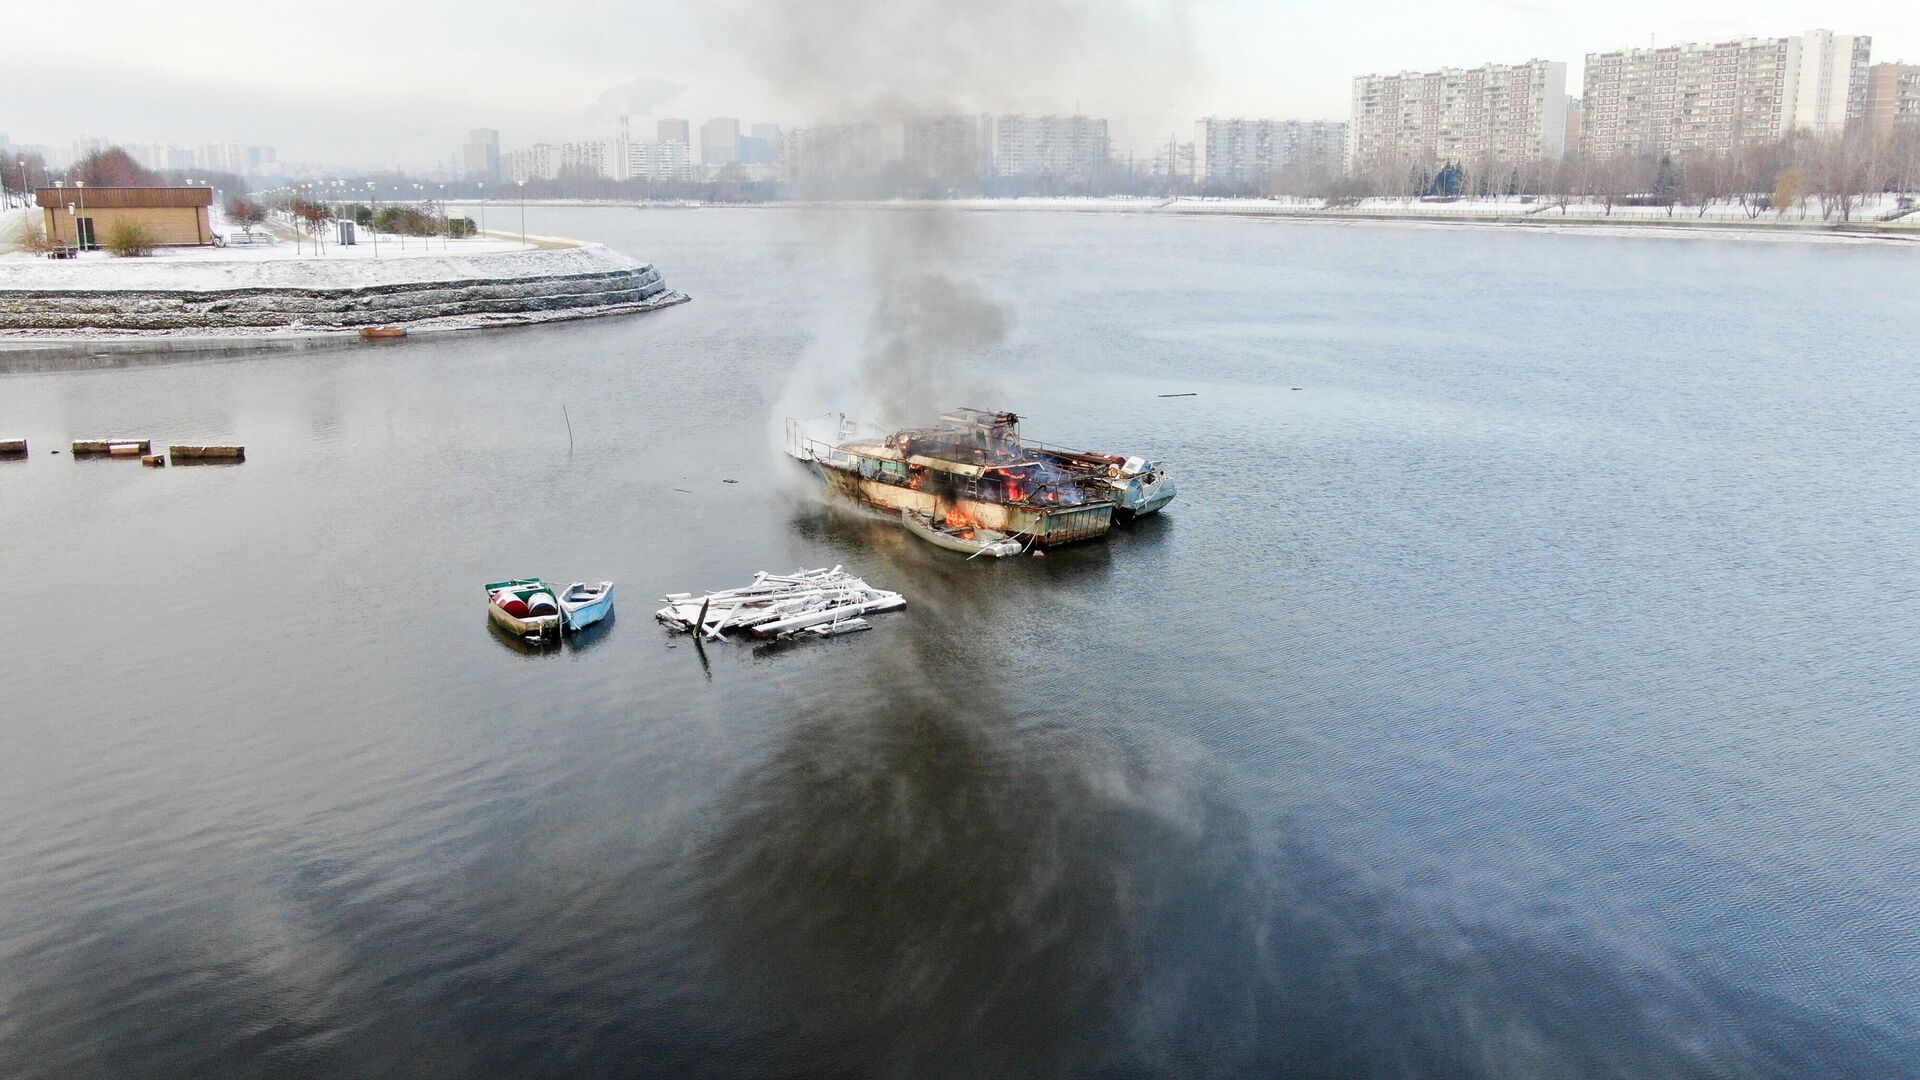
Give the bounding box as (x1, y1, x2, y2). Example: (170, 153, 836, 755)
(1339, 127, 1920, 222)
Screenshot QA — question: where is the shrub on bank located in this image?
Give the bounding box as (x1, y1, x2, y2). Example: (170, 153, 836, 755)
(105, 219, 158, 257)
(18, 219, 55, 255)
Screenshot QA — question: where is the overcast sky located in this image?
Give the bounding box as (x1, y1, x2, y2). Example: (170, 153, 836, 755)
(4, 0, 1915, 169)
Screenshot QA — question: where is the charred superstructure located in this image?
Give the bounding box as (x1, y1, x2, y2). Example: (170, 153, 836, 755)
(785, 409, 1176, 549)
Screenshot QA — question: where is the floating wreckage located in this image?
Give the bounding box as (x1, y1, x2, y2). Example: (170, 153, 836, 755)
(656, 567, 904, 642)
(785, 408, 1175, 553)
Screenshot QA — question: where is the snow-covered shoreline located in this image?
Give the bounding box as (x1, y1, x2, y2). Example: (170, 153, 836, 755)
(0, 242, 689, 338)
(874, 195, 1920, 244)
(482, 194, 1918, 244)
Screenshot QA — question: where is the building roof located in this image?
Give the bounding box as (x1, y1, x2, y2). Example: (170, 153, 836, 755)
(34, 186, 213, 209)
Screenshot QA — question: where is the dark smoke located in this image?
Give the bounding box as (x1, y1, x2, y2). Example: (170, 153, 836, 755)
(745, 0, 1199, 437)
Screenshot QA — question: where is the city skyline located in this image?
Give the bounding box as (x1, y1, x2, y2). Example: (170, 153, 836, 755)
(5, 0, 1918, 170)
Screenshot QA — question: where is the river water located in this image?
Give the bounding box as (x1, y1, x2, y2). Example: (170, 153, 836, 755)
(2, 207, 1916, 1077)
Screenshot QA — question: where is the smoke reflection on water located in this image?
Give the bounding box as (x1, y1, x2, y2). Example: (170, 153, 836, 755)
(697, 577, 1267, 1076)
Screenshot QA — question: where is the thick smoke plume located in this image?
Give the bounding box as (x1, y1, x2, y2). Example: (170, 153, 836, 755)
(738, 0, 1198, 437)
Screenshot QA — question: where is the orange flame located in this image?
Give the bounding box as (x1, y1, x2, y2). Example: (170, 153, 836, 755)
(943, 507, 977, 529)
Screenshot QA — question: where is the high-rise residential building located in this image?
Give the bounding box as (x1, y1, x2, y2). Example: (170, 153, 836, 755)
(905, 115, 991, 182)
(1348, 60, 1568, 171)
(1865, 63, 1920, 141)
(1581, 30, 1871, 159)
(70, 136, 110, 164)
(750, 123, 783, 163)
(1791, 29, 1872, 135)
(991, 115, 1110, 181)
(738, 135, 773, 165)
(627, 140, 691, 181)
(783, 122, 908, 183)
(1193, 118, 1348, 186)
(130, 143, 172, 171)
(1564, 99, 1584, 158)
(463, 129, 501, 182)
(658, 119, 691, 145)
(560, 141, 609, 179)
(505, 144, 559, 182)
(701, 118, 741, 166)
(197, 140, 247, 175)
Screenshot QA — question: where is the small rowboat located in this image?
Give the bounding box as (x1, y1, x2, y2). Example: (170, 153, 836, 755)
(359, 326, 407, 340)
(901, 508, 1023, 558)
(558, 581, 615, 631)
(486, 578, 561, 641)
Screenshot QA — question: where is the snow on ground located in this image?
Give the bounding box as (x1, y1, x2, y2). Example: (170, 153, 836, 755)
(0, 206, 34, 254)
(0, 202, 571, 269)
(927, 192, 1920, 222)
(896, 194, 1920, 242)
(0, 240, 646, 292)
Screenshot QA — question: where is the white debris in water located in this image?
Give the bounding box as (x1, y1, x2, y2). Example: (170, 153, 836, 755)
(656, 567, 905, 642)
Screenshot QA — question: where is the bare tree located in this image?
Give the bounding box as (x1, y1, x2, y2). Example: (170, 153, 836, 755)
(224, 197, 267, 239)
(1811, 134, 1873, 222)
(71, 147, 163, 187)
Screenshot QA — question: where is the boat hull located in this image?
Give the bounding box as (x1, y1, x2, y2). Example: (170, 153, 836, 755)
(485, 578, 561, 640)
(796, 459, 1113, 546)
(487, 603, 559, 638)
(1115, 489, 1176, 522)
(901, 510, 1023, 557)
(560, 583, 615, 631)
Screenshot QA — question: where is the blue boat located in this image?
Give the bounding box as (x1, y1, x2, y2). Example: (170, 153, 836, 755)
(558, 581, 615, 631)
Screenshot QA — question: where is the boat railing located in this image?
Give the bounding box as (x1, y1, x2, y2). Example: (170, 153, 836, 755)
(784, 418, 838, 462)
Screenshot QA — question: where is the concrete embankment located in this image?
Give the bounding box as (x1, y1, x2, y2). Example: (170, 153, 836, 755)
(0, 244, 687, 336)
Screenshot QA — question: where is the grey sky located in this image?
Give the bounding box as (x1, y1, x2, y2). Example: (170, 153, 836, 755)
(5, 0, 1915, 169)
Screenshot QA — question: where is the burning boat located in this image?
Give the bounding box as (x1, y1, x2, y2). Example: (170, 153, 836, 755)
(784, 409, 1176, 549)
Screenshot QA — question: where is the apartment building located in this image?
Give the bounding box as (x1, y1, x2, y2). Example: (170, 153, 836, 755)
(1348, 60, 1568, 171)
(1581, 30, 1871, 158)
(905, 115, 992, 182)
(1792, 29, 1873, 134)
(1865, 63, 1920, 141)
(627, 139, 691, 181)
(701, 118, 741, 166)
(559, 141, 609, 180)
(504, 144, 558, 183)
(991, 115, 1109, 181)
(463, 129, 500, 183)
(782, 122, 908, 183)
(657, 119, 691, 145)
(1193, 118, 1348, 186)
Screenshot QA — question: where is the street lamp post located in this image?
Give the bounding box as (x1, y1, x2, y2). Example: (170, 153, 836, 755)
(517, 179, 526, 246)
(476, 182, 485, 239)
(75, 180, 87, 253)
(367, 182, 380, 258)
